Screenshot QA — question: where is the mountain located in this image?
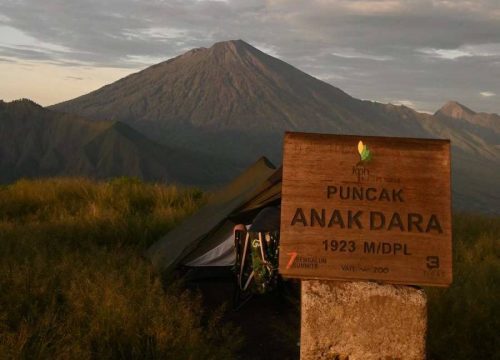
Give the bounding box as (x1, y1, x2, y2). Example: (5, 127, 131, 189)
(436, 101, 500, 137)
(428, 101, 500, 212)
(0, 99, 236, 185)
(50, 40, 430, 162)
(50, 40, 499, 213)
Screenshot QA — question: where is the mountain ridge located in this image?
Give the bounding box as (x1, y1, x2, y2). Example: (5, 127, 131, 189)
(0, 99, 238, 185)
(33, 39, 500, 212)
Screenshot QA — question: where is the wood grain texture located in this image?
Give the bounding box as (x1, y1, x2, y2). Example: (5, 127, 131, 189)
(279, 132, 452, 286)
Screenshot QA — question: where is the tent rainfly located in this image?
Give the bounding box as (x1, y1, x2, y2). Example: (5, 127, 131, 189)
(145, 157, 282, 274)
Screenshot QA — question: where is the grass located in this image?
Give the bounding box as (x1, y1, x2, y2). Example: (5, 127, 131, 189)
(0, 178, 241, 359)
(0, 178, 498, 359)
(426, 214, 499, 360)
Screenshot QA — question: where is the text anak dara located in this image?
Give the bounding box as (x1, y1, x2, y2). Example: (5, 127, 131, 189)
(289, 185, 443, 233)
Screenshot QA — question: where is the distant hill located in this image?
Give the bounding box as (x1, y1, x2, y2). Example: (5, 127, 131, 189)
(428, 101, 500, 212)
(0, 99, 236, 185)
(45, 40, 500, 213)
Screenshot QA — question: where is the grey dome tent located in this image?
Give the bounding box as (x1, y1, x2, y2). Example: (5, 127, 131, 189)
(145, 157, 282, 274)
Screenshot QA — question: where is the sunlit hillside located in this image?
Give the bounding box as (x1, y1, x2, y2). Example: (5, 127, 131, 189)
(0, 178, 241, 359)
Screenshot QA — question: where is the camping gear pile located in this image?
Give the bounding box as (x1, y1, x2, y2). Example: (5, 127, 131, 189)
(234, 230, 280, 295)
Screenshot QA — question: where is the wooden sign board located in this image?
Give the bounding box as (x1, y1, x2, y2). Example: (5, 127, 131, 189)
(279, 132, 452, 286)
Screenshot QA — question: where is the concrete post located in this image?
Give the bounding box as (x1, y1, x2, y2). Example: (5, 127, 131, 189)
(301, 280, 427, 360)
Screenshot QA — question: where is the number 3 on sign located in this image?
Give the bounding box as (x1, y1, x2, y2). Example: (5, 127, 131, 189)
(286, 252, 298, 269)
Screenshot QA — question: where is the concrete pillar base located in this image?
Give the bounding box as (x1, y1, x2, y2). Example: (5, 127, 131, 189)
(301, 280, 427, 360)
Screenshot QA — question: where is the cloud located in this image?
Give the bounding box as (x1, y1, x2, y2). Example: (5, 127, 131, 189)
(480, 91, 495, 97)
(328, 0, 403, 14)
(418, 48, 472, 60)
(252, 42, 280, 58)
(392, 99, 416, 108)
(330, 48, 393, 61)
(0, 56, 16, 63)
(418, 43, 500, 60)
(2, 0, 499, 67)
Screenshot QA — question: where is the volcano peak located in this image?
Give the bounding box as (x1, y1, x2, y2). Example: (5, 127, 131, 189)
(436, 100, 476, 119)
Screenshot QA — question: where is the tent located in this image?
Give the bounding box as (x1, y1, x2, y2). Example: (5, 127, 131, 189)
(145, 157, 282, 274)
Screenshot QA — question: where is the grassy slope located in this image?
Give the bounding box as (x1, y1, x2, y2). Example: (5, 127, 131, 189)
(0, 178, 498, 359)
(426, 214, 499, 360)
(0, 178, 241, 359)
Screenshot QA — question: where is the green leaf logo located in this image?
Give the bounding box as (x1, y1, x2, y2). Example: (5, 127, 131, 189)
(357, 141, 372, 162)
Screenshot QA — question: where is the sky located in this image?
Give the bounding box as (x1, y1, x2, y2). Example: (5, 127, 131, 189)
(0, 0, 499, 114)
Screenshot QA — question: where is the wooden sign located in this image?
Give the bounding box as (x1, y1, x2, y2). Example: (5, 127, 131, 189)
(279, 132, 452, 286)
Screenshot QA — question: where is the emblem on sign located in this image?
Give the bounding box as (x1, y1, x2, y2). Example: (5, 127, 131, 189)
(357, 140, 372, 162)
